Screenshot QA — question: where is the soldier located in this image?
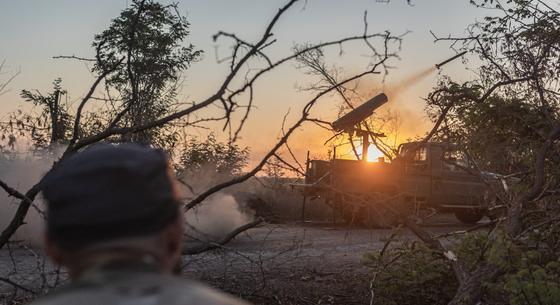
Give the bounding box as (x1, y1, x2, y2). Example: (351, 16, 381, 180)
(32, 143, 249, 305)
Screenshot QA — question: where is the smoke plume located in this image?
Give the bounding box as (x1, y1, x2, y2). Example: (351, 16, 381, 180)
(0, 148, 64, 247)
(184, 193, 255, 240)
(179, 165, 257, 241)
(383, 66, 437, 99)
(0, 149, 256, 247)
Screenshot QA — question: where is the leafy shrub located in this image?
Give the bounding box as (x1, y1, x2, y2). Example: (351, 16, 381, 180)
(177, 133, 249, 176)
(364, 227, 560, 305)
(363, 240, 457, 305)
(504, 259, 560, 305)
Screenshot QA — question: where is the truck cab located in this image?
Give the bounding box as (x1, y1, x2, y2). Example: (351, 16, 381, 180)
(394, 142, 488, 223)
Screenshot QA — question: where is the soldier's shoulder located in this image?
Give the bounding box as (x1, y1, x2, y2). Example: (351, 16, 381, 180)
(29, 274, 249, 305)
(164, 276, 250, 305)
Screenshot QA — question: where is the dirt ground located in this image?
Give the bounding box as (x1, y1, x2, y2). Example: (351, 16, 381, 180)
(0, 213, 485, 305)
(183, 213, 481, 304)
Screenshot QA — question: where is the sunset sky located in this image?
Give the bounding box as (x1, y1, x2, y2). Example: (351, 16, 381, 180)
(0, 0, 492, 165)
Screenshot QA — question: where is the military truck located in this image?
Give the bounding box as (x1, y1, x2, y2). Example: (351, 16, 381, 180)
(298, 93, 501, 226)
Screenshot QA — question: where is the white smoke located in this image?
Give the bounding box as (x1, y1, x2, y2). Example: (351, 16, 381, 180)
(185, 193, 255, 240)
(179, 166, 257, 241)
(0, 149, 257, 247)
(0, 148, 65, 247)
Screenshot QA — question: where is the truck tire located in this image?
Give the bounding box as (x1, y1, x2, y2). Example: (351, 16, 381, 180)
(454, 209, 484, 224)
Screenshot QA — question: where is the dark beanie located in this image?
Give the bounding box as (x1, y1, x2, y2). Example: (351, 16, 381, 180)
(41, 143, 180, 250)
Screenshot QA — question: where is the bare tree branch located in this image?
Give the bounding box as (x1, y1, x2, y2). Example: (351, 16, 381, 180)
(182, 218, 263, 255)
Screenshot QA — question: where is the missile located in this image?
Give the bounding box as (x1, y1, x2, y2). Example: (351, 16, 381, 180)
(435, 51, 467, 69)
(331, 93, 388, 132)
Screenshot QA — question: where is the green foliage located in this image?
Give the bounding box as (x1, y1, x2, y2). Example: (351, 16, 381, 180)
(485, 231, 523, 272)
(93, 0, 202, 92)
(452, 231, 492, 271)
(365, 226, 560, 305)
(93, 0, 202, 145)
(451, 95, 546, 173)
(504, 258, 560, 305)
(454, 230, 560, 305)
(500, 217, 560, 305)
(426, 0, 560, 176)
(177, 133, 249, 176)
(363, 241, 457, 305)
(1, 78, 72, 150)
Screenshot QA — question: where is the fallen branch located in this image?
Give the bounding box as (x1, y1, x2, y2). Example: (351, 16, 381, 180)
(0, 276, 38, 295)
(182, 218, 263, 255)
(433, 220, 497, 239)
(0, 179, 33, 204)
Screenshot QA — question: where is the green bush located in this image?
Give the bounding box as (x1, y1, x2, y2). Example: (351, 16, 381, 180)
(363, 241, 457, 305)
(364, 228, 560, 305)
(504, 260, 560, 305)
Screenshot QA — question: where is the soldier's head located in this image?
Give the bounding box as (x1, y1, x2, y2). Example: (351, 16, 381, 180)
(41, 143, 185, 278)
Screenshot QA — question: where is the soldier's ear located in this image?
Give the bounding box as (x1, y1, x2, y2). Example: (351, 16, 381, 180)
(44, 233, 64, 266)
(160, 214, 185, 274)
(165, 215, 184, 256)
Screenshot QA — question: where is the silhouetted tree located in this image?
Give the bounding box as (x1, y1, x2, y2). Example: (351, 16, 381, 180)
(92, 0, 202, 145)
(178, 133, 249, 176)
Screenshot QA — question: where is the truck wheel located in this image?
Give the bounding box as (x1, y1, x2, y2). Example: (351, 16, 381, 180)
(454, 209, 484, 224)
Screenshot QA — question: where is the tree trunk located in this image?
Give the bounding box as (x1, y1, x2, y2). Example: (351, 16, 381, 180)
(0, 184, 41, 249)
(448, 265, 499, 305)
(50, 90, 60, 144)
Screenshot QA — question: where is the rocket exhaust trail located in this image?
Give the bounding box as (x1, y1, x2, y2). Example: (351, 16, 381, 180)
(381, 51, 467, 100)
(383, 66, 437, 98)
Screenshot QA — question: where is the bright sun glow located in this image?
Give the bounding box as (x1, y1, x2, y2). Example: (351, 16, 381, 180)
(367, 146, 385, 162)
(354, 145, 385, 162)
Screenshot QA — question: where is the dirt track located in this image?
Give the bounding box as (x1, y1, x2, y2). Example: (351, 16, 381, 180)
(1, 214, 487, 305)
